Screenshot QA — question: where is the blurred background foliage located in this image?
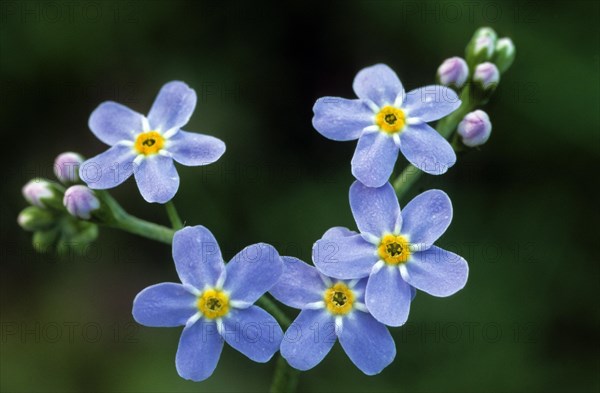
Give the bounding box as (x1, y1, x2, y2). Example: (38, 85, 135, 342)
(1, 0, 598, 392)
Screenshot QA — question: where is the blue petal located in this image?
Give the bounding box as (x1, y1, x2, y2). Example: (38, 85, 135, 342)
(224, 243, 282, 304)
(280, 309, 336, 371)
(352, 64, 404, 107)
(176, 320, 223, 382)
(404, 246, 468, 297)
(349, 181, 401, 237)
(88, 102, 143, 146)
(79, 145, 136, 189)
(401, 189, 452, 249)
(132, 283, 197, 327)
(366, 265, 412, 326)
(322, 226, 358, 239)
(312, 97, 374, 141)
(403, 86, 461, 122)
(338, 311, 396, 375)
(168, 130, 226, 166)
(221, 306, 283, 363)
(313, 233, 377, 279)
(172, 226, 224, 290)
(133, 155, 180, 203)
(148, 81, 197, 132)
(269, 256, 326, 309)
(399, 123, 456, 175)
(350, 278, 368, 303)
(351, 132, 399, 188)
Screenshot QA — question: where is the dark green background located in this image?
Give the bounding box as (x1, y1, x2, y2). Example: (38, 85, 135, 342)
(1, 1, 598, 391)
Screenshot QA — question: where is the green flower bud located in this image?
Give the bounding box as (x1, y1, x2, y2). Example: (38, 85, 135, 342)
(32, 228, 60, 254)
(17, 206, 56, 231)
(493, 37, 516, 73)
(466, 27, 497, 68)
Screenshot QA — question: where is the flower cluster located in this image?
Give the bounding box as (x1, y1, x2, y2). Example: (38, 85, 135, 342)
(18, 153, 99, 254)
(436, 27, 515, 148)
(17, 26, 514, 386)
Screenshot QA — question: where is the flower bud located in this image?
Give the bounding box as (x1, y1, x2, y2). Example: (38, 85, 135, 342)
(17, 206, 55, 231)
(457, 110, 492, 147)
(22, 179, 54, 208)
(493, 37, 515, 73)
(473, 62, 500, 90)
(63, 185, 100, 220)
(437, 57, 469, 88)
(54, 152, 84, 184)
(466, 27, 497, 67)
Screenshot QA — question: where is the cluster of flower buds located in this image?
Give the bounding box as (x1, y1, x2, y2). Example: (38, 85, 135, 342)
(435, 27, 515, 148)
(18, 152, 101, 254)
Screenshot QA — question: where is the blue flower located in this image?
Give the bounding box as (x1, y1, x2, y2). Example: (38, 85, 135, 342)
(132, 226, 284, 381)
(312, 64, 460, 187)
(80, 81, 226, 203)
(313, 181, 469, 326)
(269, 256, 397, 375)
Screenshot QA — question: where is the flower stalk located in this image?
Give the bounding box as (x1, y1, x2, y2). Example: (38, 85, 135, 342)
(165, 200, 184, 230)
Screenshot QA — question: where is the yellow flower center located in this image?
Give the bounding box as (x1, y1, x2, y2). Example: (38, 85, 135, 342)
(378, 234, 411, 265)
(375, 106, 406, 134)
(324, 282, 355, 315)
(197, 289, 230, 319)
(134, 131, 165, 155)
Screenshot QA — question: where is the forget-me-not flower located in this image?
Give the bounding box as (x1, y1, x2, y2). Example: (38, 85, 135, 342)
(313, 181, 468, 326)
(133, 226, 284, 381)
(312, 64, 460, 187)
(80, 81, 226, 203)
(270, 255, 396, 375)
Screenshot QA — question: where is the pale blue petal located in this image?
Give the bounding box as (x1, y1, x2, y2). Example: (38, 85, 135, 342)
(132, 283, 197, 327)
(352, 64, 404, 107)
(79, 145, 136, 189)
(366, 266, 412, 326)
(88, 102, 143, 146)
(168, 130, 226, 166)
(338, 311, 396, 375)
(172, 226, 224, 290)
(403, 86, 461, 122)
(351, 132, 399, 188)
(405, 246, 468, 297)
(221, 306, 283, 363)
(312, 97, 374, 141)
(349, 181, 400, 237)
(269, 257, 325, 309)
(148, 81, 197, 132)
(401, 189, 452, 249)
(351, 278, 368, 303)
(281, 309, 336, 371)
(313, 234, 377, 279)
(224, 243, 282, 304)
(399, 123, 456, 175)
(176, 320, 223, 382)
(322, 226, 358, 239)
(133, 155, 180, 203)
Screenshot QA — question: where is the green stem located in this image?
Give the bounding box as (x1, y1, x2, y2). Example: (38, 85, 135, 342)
(257, 295, 291, 328)
(95, 190, 176, 244)
(392, 87, 475, 201)
(270, 355, 300, 393)
(165, 201, 183, 230)
(108, 213, 175, 244)
(257, 296, 299, 392)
